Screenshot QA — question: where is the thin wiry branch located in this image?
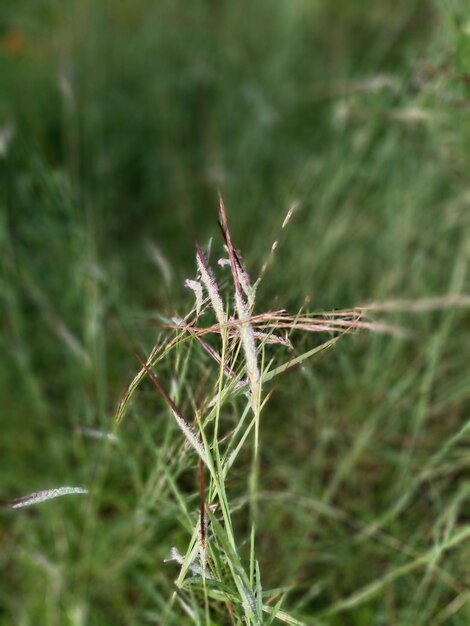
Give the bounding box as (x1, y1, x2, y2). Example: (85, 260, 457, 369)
(165, 309, 410, 340)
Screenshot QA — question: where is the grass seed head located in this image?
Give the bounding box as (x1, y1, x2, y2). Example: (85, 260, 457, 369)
(10, 487, 88, 509)
(184, 279, 204, 317)
(195, 243, 226, 328)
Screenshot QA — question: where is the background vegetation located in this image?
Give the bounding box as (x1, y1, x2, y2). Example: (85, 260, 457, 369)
(1, 0, 469, 624)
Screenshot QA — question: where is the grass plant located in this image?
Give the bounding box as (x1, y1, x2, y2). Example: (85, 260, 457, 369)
(1, 1, 469, 624)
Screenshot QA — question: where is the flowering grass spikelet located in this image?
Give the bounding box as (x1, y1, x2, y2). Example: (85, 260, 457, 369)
(184, 279, 204, 317)
(282, 200, 299, 229)
(165, 547, 213, 579)
(10, 487, 88, 509)
(171, 408, 207, 465)
(138, 357, 208, 466)
(218, 194, 260, 411)
(78, 426, 120, 443)
(195, 243, 226, 328)
(235, 291, 260, 411)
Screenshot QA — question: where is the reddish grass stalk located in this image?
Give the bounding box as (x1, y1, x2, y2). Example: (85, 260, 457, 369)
(137, 354, 207, 464)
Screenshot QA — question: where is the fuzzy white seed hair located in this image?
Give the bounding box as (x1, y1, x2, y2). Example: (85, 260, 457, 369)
(164, 547, 213, 579)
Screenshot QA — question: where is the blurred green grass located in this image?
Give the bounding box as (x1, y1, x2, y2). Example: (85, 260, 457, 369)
(1, 1, 469, 624)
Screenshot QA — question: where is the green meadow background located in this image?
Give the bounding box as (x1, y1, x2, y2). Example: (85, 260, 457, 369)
(1, 1, 469, 624)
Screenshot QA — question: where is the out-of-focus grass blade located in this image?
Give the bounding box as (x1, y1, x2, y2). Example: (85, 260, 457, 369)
(264, 595, 287, 626)
(262, 336, 340, 385)
(262, 602, 309, 625)
(318, 526, 470, 617)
